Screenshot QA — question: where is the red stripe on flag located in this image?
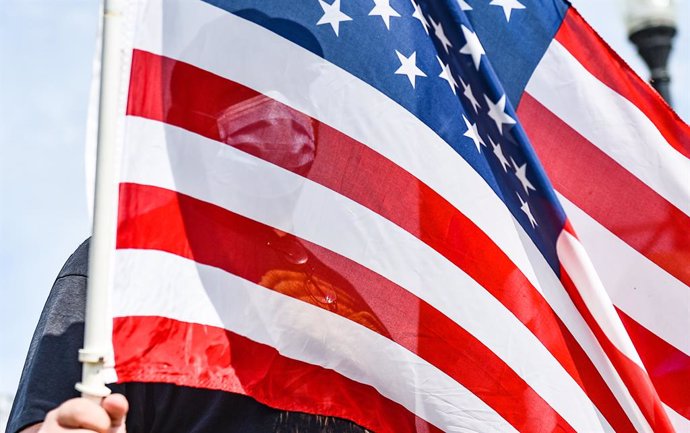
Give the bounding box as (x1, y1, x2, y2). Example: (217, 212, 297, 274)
(117, 182, 577, 433)
(113, 316, 441, 433)
(517, 93, 690, 289)
(558, 263, 674, 433)
(125, 49, 636, 433)
(617, 308, 690, 418)
(556, 7, 690, 160)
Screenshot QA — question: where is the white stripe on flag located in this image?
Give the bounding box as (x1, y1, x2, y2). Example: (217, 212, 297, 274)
(556, 231, 645, 368)
(526, 40, 690, 217)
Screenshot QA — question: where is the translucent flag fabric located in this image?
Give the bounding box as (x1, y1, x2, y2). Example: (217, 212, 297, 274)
(106, 1, 689, 431)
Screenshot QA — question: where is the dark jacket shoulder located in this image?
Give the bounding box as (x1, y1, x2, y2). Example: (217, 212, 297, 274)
(56, 238, 90, 279)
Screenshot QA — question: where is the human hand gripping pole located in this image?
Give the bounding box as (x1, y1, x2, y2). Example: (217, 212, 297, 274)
(29, 395, 128, 433)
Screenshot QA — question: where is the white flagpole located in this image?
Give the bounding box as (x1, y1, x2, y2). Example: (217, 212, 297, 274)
(76, 0, 128, 401)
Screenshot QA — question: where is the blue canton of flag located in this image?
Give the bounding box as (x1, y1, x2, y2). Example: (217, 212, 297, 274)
(206, 0, 568, 270)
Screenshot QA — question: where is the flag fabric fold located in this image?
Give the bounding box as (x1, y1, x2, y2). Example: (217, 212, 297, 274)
(104, 0, 689, 431)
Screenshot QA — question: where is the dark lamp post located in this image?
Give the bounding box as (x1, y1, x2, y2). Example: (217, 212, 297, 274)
(625, 0, 677, 105)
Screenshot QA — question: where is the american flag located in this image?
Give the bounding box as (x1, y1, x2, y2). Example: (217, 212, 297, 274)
(106, 0, 689, 431)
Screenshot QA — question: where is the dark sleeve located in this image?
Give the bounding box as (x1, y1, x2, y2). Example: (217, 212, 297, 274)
(6, 240, 90, 433)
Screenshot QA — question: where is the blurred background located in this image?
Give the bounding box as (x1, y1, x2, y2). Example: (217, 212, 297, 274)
(1, 0, 688, 429)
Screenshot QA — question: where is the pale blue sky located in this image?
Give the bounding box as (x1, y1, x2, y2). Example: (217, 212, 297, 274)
(1, 0, 98, 395)
(0, 0, 688, 397)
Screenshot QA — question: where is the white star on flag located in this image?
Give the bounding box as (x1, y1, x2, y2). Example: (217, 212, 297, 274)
(459, 25, 485, 70)
(395, 50, 426, 88)
(517, 193, 538, 227)
(369, 0, 401, 30)
(489, 136, 510, 172)
(462, 114, 485, 152)
(484, 94, 516, 134)
(458, 0, 472, 10)
(511, 157, 536, 195)
(411, 1, 430, 34)
(430, 17, 453, 54)
(459, 77, 481, 113)
(490, 0, 526, 22)
(316, 0, 352, 36)
(437, 57, 457, 94)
